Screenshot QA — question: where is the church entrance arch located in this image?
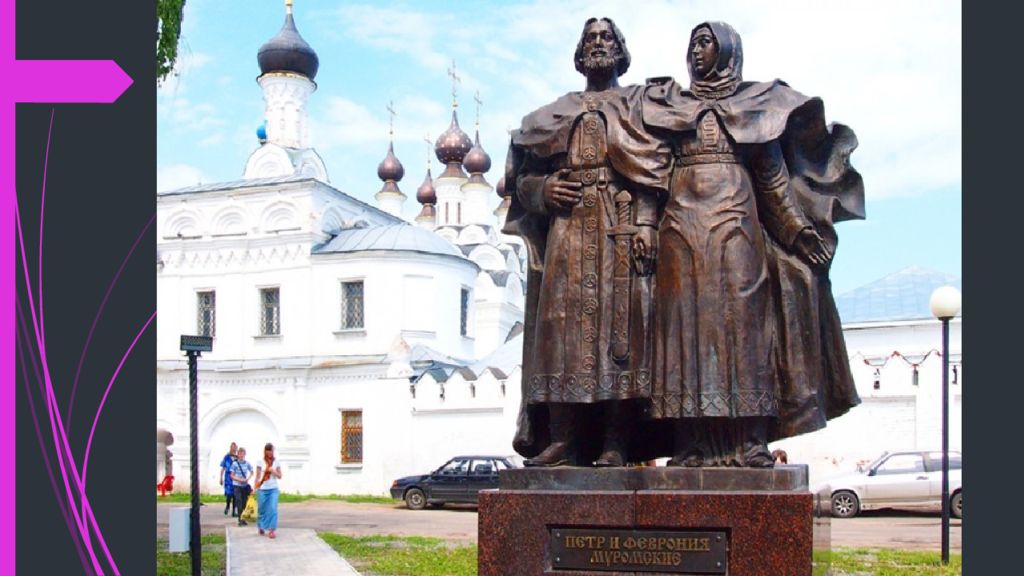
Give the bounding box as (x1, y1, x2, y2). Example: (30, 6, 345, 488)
(204, 407, 279, 491)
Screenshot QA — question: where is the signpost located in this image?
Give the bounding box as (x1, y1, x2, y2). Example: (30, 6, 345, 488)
(180, 335, 213, 576)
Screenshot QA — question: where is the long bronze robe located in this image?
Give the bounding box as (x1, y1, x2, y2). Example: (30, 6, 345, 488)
(503, 86, 671, 459)
(643, 77, 864, 442)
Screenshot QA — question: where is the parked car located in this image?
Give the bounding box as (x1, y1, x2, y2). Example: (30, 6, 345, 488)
(390, 455, 523, 510)
(816, 450, 962, 519)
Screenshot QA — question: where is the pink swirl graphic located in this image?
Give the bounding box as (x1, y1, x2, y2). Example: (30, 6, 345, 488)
(14, 110, 147, 575)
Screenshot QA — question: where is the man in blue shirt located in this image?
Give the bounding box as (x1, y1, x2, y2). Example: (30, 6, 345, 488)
(230, 447, 255, 526)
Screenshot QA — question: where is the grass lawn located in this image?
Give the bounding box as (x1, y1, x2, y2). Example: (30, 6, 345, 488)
(315, 540, 961, 576)
(320, 534, 476, 576)
(156, 533, 226, 576)
(831, 549, 962, 575)
(158, 492, 395, 505)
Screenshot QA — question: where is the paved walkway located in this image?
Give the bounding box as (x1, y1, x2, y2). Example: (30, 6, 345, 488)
(225, 525, 360, 575)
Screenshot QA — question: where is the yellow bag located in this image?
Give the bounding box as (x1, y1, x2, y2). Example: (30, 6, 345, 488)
(240, 495, 258, 522)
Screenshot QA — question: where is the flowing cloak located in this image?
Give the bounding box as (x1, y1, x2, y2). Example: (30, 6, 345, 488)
(503, 86, 672, 459)
(644, 77, 864, 441)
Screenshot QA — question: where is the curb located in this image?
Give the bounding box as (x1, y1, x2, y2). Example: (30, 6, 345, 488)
(224, 525, 231, 575)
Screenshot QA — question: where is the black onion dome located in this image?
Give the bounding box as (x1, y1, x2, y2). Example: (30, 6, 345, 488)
(495, 176, 508, 198)
(258, 13, 320, 80)
(435, 110, 473, 164)
(416, 168, 437, 204)
(463, 130, 492, 174)
(377, 142, 405, 182)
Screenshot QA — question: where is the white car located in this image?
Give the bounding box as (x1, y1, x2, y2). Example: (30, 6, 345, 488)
(816, 450, 962, 519)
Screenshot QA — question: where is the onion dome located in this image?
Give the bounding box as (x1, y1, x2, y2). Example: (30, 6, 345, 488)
(435, 110, 473, 165)
(494, 195, 512, 219)
(463, 130, 492, 174)
(257, 3, 319, 80)
(416, 203, 437, 224)
(495, 176, 508, 198)
(377, 142, 405, 183)
(416, 168, 437, 205)
(257, 121, 268, 144)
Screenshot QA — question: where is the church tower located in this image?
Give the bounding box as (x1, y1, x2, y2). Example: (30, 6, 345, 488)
(244, 0, 328, 181)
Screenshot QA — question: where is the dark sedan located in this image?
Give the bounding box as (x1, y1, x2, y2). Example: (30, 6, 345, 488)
(390, 455, 522, 510)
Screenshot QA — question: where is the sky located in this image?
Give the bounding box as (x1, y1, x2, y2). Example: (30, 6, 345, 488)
(157, 0, 962, 296)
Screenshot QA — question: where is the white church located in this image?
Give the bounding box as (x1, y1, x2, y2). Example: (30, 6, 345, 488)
(156, 4, 962, 495)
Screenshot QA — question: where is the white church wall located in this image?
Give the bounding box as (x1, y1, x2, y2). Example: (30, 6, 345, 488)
(310, 252, 478, 361)
(398, 372, 520, 485)
(473, 299, 522, 360)
(302, 372, 413, 495)
(157, 349, 526, 495)
(771, 318, 962, 487)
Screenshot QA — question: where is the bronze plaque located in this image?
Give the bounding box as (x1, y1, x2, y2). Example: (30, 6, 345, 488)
(550, 528, 728, 573)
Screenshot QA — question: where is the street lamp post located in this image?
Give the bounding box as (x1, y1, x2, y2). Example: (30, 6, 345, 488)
(180, 335, 213, 576)
(929, 286, 961, 566)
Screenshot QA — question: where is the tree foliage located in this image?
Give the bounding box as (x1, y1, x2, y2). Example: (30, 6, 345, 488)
(157, 0, 187, 83)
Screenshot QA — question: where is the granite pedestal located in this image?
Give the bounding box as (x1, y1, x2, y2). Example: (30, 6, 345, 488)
(478, 466, 830, 576)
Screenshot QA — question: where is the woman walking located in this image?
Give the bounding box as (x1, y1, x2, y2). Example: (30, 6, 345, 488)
(219, 442, 238, 516)
(254, 442, 282, 538)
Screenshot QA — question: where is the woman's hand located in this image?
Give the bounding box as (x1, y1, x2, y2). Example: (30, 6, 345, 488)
(793, 227, 832, 267)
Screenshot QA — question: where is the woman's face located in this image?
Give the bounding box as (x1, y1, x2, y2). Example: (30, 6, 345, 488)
(690, 28, 718, 78)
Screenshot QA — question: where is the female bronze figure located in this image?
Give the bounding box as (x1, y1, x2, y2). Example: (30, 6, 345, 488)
(642, 21, 864, 467)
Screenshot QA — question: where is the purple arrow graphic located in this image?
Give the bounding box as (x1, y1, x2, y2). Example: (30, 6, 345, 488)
(1, 0, 134, 573)
(13, 60, 134, 103)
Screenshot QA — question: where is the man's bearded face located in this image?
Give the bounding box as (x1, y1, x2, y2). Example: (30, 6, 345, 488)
(581, 21, 620, 75)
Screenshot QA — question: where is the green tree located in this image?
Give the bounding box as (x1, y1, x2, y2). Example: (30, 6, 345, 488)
(157, 0, 187, 83)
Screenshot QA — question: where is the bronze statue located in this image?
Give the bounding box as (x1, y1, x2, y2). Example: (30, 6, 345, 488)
(503, 17, 671, 467)
(504, 19, 863, 468)
(641, 21, 864, 466)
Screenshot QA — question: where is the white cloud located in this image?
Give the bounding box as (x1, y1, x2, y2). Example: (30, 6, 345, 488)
(158, 51, 213, 97)
(199, 132, 225, 147)
(158, 49, 226, 144)
(318, 97, 389, 146)
(158, 97, 226, 133)
(157, 164, 207, 192)
(325, 5, 452, 71)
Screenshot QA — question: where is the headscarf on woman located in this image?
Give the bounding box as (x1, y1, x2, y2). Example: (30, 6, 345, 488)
(687, 21, 743, 100)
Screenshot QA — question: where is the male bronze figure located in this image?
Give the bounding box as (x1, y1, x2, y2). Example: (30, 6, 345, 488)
(504, 17, 670, 467)
(641, 21, 864, 466)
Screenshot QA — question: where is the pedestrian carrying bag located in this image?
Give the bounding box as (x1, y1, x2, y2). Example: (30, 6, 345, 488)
(240, 495, 258, 522)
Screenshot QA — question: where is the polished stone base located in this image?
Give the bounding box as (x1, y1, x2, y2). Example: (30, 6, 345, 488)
(478, 466, 830, 576)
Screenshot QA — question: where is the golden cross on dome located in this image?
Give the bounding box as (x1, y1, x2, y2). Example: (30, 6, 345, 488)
(285, 0, 294, 15)
(447, 60, 461, 109)
(474, 90, 483, 129)
(386, 100, 396, 138)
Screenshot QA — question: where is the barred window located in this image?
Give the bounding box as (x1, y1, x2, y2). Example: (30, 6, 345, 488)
(341, 410, 363, 464)
(260, 287, 280, 336)
(460, 287, 470, 336)
(341, 281, 364, 329)
(197, 291, 215, 337)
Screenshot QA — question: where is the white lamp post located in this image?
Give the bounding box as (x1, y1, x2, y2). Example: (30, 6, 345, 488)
(929, 286, 961, 565)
